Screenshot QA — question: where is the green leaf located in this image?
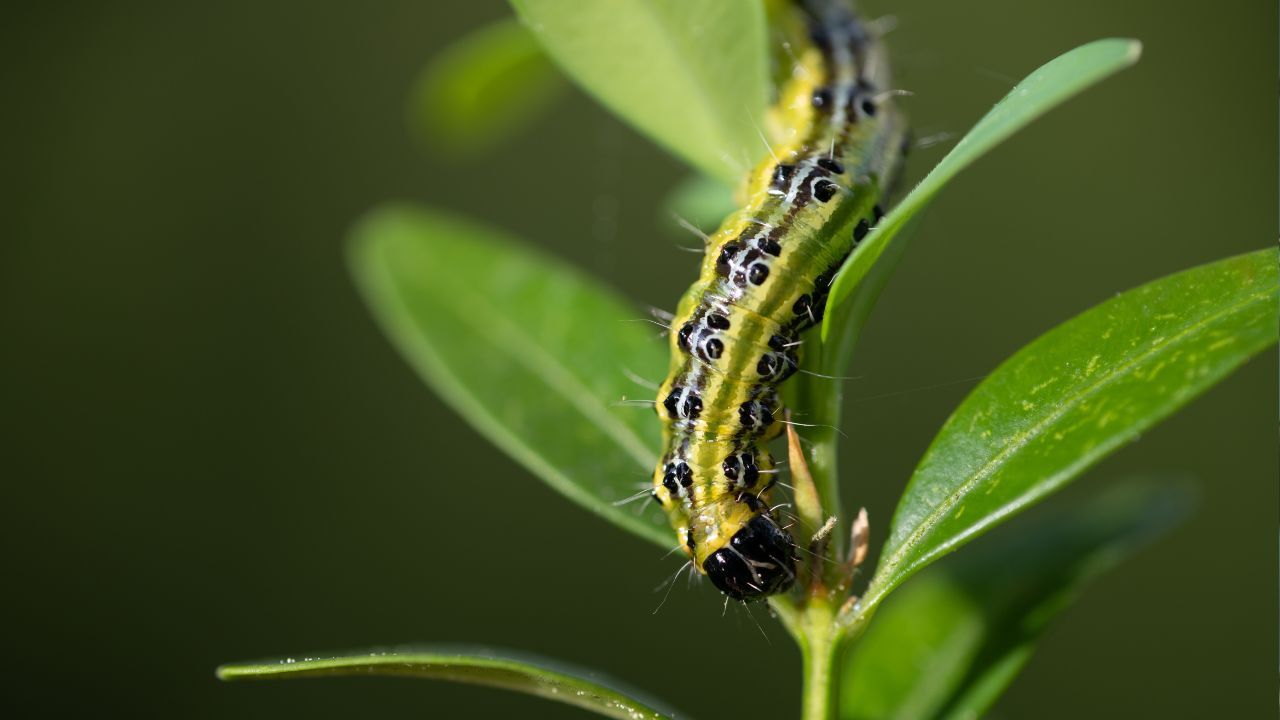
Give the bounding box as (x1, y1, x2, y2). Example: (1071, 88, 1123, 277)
(662, 173, 737, 237)
(411, 17, 565, 154)
(861, 248, 1278, 613)
(349, 205, 669, 548)
(510, 0, 768, 185)
(218, 645, 679, 720)
(841, 479, 1190, 720)
(822, 39, 1143, 343)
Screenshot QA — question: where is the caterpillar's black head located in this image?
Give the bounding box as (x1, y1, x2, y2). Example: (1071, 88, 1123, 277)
(703, 515, 797, 601)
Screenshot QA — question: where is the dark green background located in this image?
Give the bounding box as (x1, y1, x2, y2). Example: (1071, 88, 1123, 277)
(4, 1, 1274, 717)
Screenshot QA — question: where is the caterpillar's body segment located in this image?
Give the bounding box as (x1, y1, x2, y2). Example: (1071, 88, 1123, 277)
(652, 0, 907, 601)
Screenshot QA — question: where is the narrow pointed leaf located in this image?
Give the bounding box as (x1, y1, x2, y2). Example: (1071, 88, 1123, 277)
(350, 205, 668, 547)
(822, 39, 1143, 343)
(842, 479, 1190, 720)
(510, 0, 768, 185)
(861, 248, 1278, 613)
(219, 645, 679, 720)
(411, 18, 565, 154)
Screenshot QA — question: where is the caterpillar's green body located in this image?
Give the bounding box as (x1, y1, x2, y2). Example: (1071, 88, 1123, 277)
(651, 0, 907, 600)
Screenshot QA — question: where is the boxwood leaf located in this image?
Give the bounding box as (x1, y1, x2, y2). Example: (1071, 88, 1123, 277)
(411, 17, 565, 154)
(860, 248, 1278, 614)
(509, 0, 768, 185)
(822, 39, 1143, 344)
(219, 645, 680, 720)
(841, 478, 1190, 720)
(349, 205, 669, 548)
(662, 173, 737, 237)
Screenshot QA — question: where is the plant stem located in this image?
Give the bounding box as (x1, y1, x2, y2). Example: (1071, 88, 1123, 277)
(779, 325, 850, 720)
(798, 598, 840, 720)
(783, 220, 912, 718)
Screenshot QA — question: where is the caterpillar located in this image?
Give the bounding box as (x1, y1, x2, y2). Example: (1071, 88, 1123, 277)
(651, 0, 908, 601)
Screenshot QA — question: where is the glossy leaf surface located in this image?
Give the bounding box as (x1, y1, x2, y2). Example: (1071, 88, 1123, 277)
(861, 248, 1278, 612)
(350, 206, 669, 547)
(219, 645, 678, 720)
(823, 39, 1143, 342)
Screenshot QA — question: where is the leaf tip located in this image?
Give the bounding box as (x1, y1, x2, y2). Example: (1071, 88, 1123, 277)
(1087, 37, 1143, 70)
(1118, 37, 1143, 65)
(345, 203, 435, 277)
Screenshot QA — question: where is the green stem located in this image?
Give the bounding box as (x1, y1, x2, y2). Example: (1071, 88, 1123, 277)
(798, 599, 840, 720)
(784, 218, 915, 718)
(780, 331, 851, 720)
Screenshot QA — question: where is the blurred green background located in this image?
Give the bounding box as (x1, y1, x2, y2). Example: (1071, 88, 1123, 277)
(3, 0, 1274, 717)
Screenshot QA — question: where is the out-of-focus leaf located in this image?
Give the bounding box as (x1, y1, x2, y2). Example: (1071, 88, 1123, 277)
(858, 248, 1277, 614)
(349, 205, 669, 547)
(662, 173, 737, 237)
(411, 17, 565, 154)
(219, 645, 679, 720)
(842, 478, 1190, 720)
(822, 39, 1143, 343)
(510, 0, 768, 185)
